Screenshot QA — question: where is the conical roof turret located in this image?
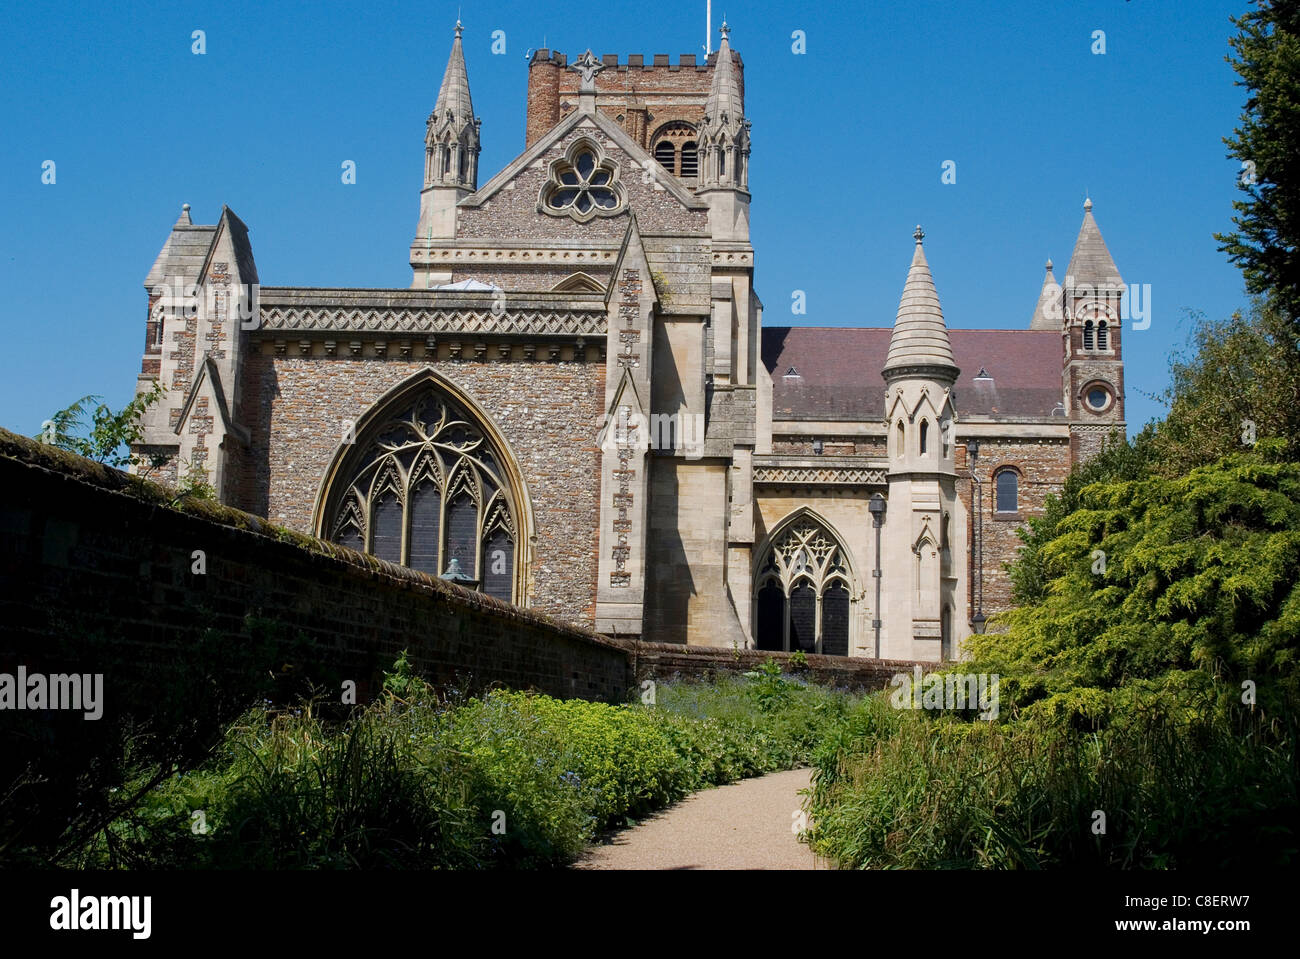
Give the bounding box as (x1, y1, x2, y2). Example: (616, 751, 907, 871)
(883, 226, 958, 381)
(1029, 258, 1061, 329)
(1064, 197, 1123, 290)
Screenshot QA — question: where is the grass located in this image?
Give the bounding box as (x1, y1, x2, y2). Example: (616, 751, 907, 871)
(805, 692, 1299, 869)
(55, 667, 854, 870)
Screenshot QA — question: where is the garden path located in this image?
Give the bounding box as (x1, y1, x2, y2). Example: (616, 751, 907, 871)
(573, 767, 826, 870)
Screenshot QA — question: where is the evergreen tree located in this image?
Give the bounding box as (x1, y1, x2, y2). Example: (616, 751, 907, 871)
(1216, 0, 1300, 325)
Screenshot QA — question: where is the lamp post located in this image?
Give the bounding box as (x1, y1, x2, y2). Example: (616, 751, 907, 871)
(869, 493, 886, 658)
(967, 441, 986, 635)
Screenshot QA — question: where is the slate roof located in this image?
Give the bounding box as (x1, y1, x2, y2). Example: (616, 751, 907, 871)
(763, 327, 1063, 421)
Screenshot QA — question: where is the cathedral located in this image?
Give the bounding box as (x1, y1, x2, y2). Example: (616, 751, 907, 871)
(129, 23, 1126, 662)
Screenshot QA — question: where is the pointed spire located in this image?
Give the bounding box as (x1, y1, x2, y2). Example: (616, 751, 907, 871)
(1065, 196, 1123, 291)
(883, 226, 958, 380)
(705, 22, 744, 125)
(1029, 257, 1061, 329)
(423, 21, 480, 191)
(433, 20, 474, 127)
(699, 22, 749, 193)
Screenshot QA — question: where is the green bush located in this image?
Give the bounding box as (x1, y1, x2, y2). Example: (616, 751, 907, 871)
(807, 696, 1298, 869)
(56, 669, 857, 870)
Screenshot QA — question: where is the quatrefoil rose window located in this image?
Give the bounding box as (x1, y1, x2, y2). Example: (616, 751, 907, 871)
(540, 141, 625, 222)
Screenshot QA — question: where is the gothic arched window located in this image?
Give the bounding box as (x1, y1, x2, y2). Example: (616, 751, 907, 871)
(1097, 319, 1109, 350)
(919, 419, 930, 456)
(754, 517, 855, 656)
(1083, 320, 1095, 351)
(321, 380, 521, 603)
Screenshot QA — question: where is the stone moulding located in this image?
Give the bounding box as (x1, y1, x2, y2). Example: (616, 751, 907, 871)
(255, 306, 607, 337)
(753, 465, 888, 487)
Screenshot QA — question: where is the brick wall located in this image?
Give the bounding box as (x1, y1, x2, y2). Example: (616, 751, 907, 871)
(632, 642, 928, 692)
(963, 438, 1072, 618)
(524, 50, 744, 149)
(0, 427, 633, 707)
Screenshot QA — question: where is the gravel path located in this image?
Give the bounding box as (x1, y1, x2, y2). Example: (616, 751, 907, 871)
(574, 768, 828, 870)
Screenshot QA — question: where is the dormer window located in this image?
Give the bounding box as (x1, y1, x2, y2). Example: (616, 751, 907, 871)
(540, 140, 625, 223)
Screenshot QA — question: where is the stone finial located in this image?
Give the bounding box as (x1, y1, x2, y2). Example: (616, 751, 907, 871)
(720, 21, 730, 40)
(570, 49, 606, 92)
(1083, 196, 1093, 211)
(913, 224, 925, 244)
(1045, 257, 1053, 270)
(454, 19, 463, 39)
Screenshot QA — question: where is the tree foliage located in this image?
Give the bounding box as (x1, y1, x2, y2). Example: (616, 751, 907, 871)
(1151, 301, 1300, 472)
(1216, 0, 1300, 325)
(36, 382, 166, 471)
(975, 448, 1300, 725)
(1009, 427, 1155, 605)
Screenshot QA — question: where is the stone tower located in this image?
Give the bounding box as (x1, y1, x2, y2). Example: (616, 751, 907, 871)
(1061, 198, 1126, 461)
(411, 21, 481, 287)
(879, 228, 969, 661)
(696, 23, 751, 243)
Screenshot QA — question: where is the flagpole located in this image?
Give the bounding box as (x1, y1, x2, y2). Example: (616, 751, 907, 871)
(707, 0, 712, 55)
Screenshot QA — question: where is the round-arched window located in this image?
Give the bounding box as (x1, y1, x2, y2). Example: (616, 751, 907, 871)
(994, 469, 1019, 513)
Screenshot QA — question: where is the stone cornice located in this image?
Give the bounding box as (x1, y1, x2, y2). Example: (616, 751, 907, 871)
(252, 290, 607, 337)
(753, 454, 888, 487)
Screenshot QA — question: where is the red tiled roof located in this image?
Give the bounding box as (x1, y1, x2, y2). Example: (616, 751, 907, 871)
(762, 327, 1064, 420)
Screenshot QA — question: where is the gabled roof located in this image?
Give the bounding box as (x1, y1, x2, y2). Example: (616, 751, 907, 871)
(763, 327, 1063, 421)
(173, 354, 249, 445)
(460, 107, 708, 213)
(144, 204, 217, 290)
(196, 205, 258, 287)
(1064, 198, 1123, 290)
(144, 204, 257, 290)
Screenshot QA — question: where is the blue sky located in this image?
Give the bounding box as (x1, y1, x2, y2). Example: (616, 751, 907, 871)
(0, 0, 1250, 436)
